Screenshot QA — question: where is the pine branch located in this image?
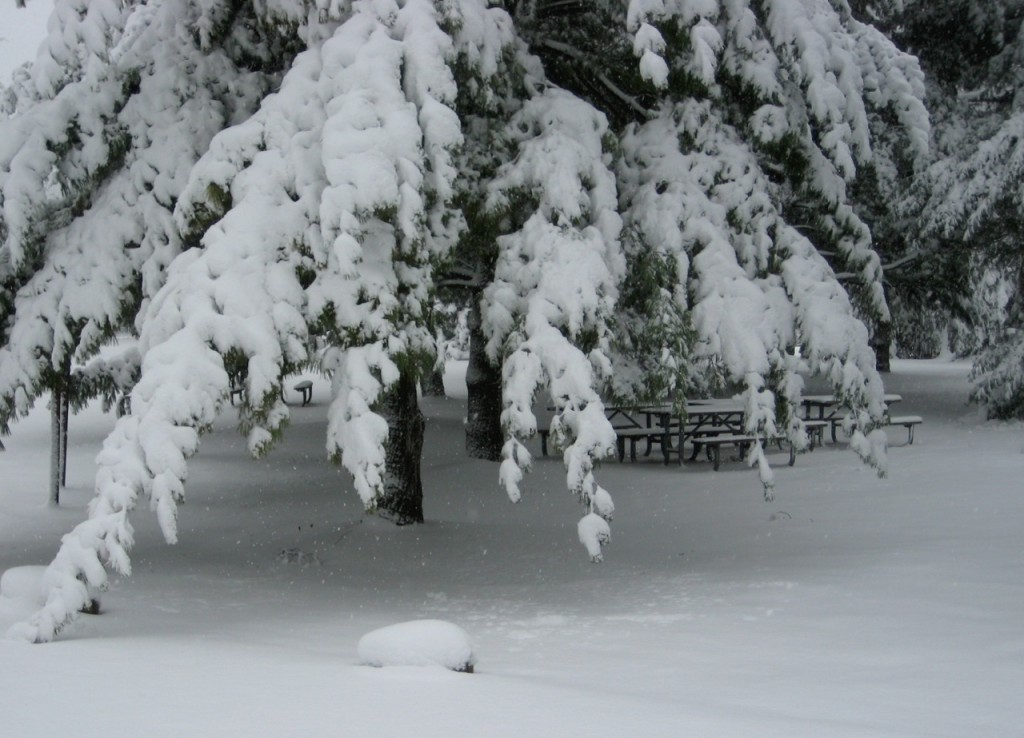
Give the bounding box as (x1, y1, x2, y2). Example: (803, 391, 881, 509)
(881, 249, 925, 274)
(436, 265, 487, 290)
(537, 39, 654, 120)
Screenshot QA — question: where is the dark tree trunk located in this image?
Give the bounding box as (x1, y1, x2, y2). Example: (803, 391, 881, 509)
(465, 298, 504, 461)
(874, 321, 892, 373)
(375, 366, 425, 525)
(60, 385, 70, 486)
(49, 387, 61, 506)
(422, 365, 447, 396)
(49, 357, 72, 504)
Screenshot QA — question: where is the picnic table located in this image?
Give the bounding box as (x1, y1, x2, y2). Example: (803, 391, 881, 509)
(800, 393, 902, 420)
(607, 399, 767, 467)
(541, 398, 801, 469)
(640, 400, 745, 436)
(541, 390, 921, 465)
(799, 393, 924, 444)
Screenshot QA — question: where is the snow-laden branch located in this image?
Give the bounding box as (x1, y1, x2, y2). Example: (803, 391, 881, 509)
(0, 0, 279, 434)
(483, 88, 622, 561)
(618, 101, 889, 491)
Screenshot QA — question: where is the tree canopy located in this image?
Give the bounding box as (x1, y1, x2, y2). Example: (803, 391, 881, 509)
(853, 0, 1024, 415)
(1, 0, 928, 642)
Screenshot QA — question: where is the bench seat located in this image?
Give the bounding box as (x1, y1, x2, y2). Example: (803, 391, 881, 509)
(690, 433, 795, 471)
(803, 419, 829, 450)
(293, 379, 314, 406)
(887, 415, 923, 444)
(830, 414, 923, 444)
(615, 426, 672, 463)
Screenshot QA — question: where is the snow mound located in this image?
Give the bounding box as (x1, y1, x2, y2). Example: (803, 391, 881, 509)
(357, 619, 475, 673)
(0, 566, 47, 604)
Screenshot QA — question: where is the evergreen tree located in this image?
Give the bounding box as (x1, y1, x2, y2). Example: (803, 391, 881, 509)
(1, 0, 300, 638)
(3, 0, 927, 641)
(888, 0, 1024, 415)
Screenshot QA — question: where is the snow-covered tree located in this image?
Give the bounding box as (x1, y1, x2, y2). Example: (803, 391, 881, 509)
(1, 0, 300, 636)
(0, 0, 290, 502)
(6, 0, 928, 641)
(505, 0, 926, 489)
(882, 0, 1024, 415)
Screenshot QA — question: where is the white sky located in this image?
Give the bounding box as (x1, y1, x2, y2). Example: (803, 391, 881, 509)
(0, 0, 53, 85)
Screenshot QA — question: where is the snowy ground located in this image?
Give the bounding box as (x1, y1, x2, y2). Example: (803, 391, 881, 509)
(1, 359, 1021, 736)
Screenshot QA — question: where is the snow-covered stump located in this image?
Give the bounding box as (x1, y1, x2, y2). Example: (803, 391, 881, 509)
(357, 620, 476, 673)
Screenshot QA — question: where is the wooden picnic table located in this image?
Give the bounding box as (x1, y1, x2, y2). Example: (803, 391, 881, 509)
(607, 400, 746, 464)
(638, 400, 745, 436)
(800, 393, 902, 420)
(543, 399, 791, 468)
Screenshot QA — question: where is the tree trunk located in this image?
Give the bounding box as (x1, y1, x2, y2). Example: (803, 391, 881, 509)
(422, 365, 447, 397)
(48, 357, 72, 504)
(49, 386, 62, 506)
(60, 384, 70, 486)
(465, 298, 504, 461)
(874, 320, 892, 373)
(375, 366, 425, 525)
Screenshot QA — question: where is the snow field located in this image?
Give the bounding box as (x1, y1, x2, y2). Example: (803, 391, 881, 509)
(0, 359, 1022, 736)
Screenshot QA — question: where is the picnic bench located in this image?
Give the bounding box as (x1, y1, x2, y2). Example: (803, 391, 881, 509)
(830, 414, 923, 444)
(690, 432, 796, 471)
(803, 419, 829, 450)
(229, 375, 315, 407)
(541, 420, 667, 460)
(293, 379, 314, 406)
(536, 392, 920, 471)
(539, 400, 752, 467)
(614, 424, 685, 463)
(638, 400, 747, 465)
(800, 393, 903, 420)
(229, 373, 245, 405)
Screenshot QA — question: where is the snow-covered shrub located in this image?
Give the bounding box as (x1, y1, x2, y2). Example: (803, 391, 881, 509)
(358, 619, 476, 673)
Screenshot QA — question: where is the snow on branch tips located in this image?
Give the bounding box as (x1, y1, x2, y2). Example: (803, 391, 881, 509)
(483, 89, 622, 561)
(617, 96, 889, 478)
(324, 344, 396, 509)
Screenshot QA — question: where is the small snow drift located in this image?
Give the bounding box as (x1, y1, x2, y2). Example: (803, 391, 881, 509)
(1, 566, 100, 616)
(0, 566, 47, 605)
(357, 620, 476, 673)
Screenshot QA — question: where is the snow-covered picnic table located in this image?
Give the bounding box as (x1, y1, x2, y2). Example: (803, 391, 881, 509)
(650, 401, 797, 468)
(799, 393, 923, 444)
(544, 392, 920, 465)
(564, 400, 788, 469)
(799, 393, 903, 420)
(538, 399, 770, 467)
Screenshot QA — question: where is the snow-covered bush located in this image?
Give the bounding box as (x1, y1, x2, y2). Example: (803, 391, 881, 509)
(357, 619, 476, 672)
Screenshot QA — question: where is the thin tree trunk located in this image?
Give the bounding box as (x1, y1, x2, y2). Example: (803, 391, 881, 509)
(465, 298, 504, 461)
(375, 366, 425, 525)
(49, 357, 72, 504)
(60, 383, 70, 486)
(49, 386, 61, 506)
